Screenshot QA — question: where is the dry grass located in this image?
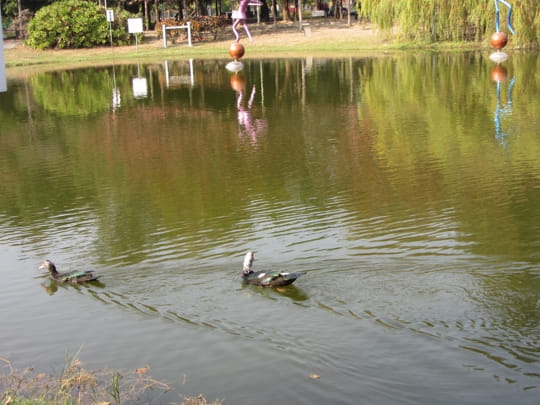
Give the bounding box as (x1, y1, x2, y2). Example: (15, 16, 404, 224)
(0, 356, 221, 405)
(182, 394, 223, 405)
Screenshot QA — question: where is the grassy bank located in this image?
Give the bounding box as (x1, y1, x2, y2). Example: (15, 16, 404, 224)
(1, 356, 221, 405)
(3, 20, 486, 72)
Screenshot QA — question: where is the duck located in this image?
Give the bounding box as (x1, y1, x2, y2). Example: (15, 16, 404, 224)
(39, 259, 101, 284)
(241, 251, 304, 287)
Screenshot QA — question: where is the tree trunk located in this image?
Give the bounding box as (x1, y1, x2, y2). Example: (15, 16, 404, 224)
(144, 0, 150, 30)
(279, 0, 290, 21)
(177, 0, 184, 19)
(335, 0, 342, 19)
(154, 0, 159, 25)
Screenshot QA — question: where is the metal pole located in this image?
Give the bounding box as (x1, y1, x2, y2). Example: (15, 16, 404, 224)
(109, 21, 113, 48)
(162, 24, 167, 48)
(187, 22, 192, 47)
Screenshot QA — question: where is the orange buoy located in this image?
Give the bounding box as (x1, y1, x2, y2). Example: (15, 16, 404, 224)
(228, 42, 245, 60)
(490, 32, 508, 50)
(491, 64, 507, 83)
(230, 73, 246, 92)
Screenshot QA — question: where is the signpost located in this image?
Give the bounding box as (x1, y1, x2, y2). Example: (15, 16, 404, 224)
(106, 9, 114, 48)
(128, 18, 146, 98)
(128, 18, 144, 51)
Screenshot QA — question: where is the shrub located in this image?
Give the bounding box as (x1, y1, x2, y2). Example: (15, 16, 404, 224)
(25, 0, 137, 49)
(26, 0, 107, 49)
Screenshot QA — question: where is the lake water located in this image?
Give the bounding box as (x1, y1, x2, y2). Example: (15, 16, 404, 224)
(1, 52, 539, 404)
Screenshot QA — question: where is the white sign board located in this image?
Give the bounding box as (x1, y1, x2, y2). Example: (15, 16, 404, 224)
(132, 77, 147, 99)
(106, 9, 114, 23)
(127, 18, 144, 34)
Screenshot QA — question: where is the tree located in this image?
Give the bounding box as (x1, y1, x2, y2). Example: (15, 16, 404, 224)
(361, 0, 539, 47)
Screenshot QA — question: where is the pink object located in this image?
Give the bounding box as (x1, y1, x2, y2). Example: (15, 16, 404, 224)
(232, 0, 263, 42)
(236, 85, 267, 144)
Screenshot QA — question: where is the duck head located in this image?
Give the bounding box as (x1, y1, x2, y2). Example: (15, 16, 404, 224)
(39, 259, 57, 274)
(242, 251, 254, 275)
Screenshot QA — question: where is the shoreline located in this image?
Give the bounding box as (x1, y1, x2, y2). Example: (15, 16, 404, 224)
(3, 19, 486, 73)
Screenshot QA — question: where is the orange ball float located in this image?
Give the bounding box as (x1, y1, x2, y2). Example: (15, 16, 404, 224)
(491, 65, 507, 83)
(228, 42, 245, 60)
(230, 74, 246, 92)
(490, 31, 508, 50)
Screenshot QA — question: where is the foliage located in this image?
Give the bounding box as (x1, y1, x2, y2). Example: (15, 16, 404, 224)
(0, 354, 204, 404)
(0, 354, 221, 404)
(512, 0, 540, 47)
(28, 67, 127, 117)
(1, 0, 54, 18)
(157, 16, 228, 42)
(25, 0, 136, 49)
(25, 0, 107, 49)
(361, 0, 539, 47)
(1, 0, 19, 19)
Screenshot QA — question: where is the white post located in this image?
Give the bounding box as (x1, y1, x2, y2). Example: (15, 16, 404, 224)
(189, 58, 194, 86)
(164, 60, 170, 87)
(162, 24, 167, 48)
(162, 24, 191, 48)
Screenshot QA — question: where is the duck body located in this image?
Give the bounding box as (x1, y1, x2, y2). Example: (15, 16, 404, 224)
(242, 269, 303, 287)
(241, 251, 303, 287)
(39, 260, 101, 284)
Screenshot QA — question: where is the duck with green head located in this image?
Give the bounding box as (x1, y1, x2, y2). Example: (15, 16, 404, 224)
(39, 260, 101, 284)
